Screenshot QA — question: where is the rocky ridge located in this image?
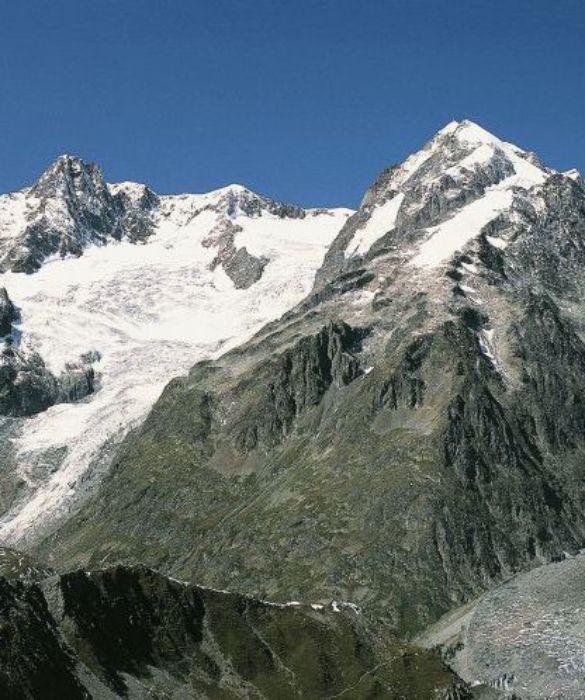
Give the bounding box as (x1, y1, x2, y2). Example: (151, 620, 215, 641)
(0, 563, 468, 699)
(0, 156, 333, 288)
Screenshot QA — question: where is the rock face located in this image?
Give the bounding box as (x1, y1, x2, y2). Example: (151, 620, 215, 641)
(0, 155, 159, 273)
(37, 120, 585, 643)
(0, 287, 18, 337)
(0, 564, 465, 699)
(0, 546, 54, 582)
(0, 346, 96, 417)
(204, 217, 268, 289)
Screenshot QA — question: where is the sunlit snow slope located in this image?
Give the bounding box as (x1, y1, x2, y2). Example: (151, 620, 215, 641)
(0, 171, 351, 542)
(315, 119, 561, 293)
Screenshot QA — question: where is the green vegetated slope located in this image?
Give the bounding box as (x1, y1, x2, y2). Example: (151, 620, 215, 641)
(0, 565, 466, 699)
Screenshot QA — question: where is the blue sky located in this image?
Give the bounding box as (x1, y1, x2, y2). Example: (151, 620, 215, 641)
(1, 0, 584, 207)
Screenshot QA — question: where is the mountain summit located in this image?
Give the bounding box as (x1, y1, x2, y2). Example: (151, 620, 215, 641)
(316, 119, 552, 286)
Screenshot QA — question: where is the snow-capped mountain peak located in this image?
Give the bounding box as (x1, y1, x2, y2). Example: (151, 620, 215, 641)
(317, 119, 555, 283)
(0, 159, 351, 539)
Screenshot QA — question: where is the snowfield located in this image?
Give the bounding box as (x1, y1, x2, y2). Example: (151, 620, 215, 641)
(0, 187, 350, 542)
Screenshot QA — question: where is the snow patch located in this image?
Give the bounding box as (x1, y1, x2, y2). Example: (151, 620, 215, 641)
(461, 262, 479, 274)
(486, 235, 508, 250)
(348, 193, 405, 256)
(331, 600, 360, 615)
(410, 185, 515, 268)
(563, 169, 581, 181)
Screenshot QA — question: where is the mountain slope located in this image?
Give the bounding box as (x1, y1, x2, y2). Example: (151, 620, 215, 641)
(35, 120, 585, 640)
(0, 158, 350, 541)
(0, 564, 468, 699)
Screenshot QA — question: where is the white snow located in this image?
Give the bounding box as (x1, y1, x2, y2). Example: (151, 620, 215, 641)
(392, 119, 545, 190)
(237, 209, 351, 259)
(347, 193, 404, 256)
(564, 168, 581, 181)
(0, 191, 349, 542)
(485, 235, 508, 250)
(0, 191, 30, 242)
(331, 600, 360, 614)
(410, 120, 548, 269)
(411, 185, 515, 268)
(461, 262, 479, 274)
(446, 123, 546, 188)
(479, 328, 496, 362)
(445, 143, 496, 174)
(108, 181, 151, 205)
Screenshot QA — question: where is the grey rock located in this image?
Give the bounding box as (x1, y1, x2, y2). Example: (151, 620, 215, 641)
(0, 546, 55, 582)
(0, 347, 96, 417)
(0, 287, 18, 337)
(0, 155, 158, 273)
(222, 246, 268, 289)
(205, 216, 269, 288)
(457, 554, 585, 699)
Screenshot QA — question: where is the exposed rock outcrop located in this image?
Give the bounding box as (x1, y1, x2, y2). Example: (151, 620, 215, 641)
(0, 287, 18, 336)
(0, 346, 96, 417)
(0, 155, 159, 273)
(205, 217, 269, 288)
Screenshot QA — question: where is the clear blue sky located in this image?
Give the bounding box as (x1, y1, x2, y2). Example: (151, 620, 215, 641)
(1, 0, 584, 207)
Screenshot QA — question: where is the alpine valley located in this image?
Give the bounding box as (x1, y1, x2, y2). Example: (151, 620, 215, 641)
(2, 120, 585, 698)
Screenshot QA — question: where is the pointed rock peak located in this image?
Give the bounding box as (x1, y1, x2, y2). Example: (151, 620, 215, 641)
(448, 119, 502, 146)
(109, 181, 159, 209)
(435, 119, 461, 136)
(430, 119, 503, 147)
(431, 120, 545, 166)
(205, 183, 306, 220)
(207, 183, 255, 200)
(385, 118, 549, 195)
(30, 154, 108, 200)
(563, 168, 582, 182)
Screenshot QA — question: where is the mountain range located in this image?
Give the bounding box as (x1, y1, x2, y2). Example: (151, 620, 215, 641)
(2, 119, 585, 698)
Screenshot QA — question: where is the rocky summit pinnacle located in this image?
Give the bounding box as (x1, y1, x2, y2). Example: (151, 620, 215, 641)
(315, 118, 550, 288)
(0, 153, 161, 272)
(29, 153, 109, 201)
